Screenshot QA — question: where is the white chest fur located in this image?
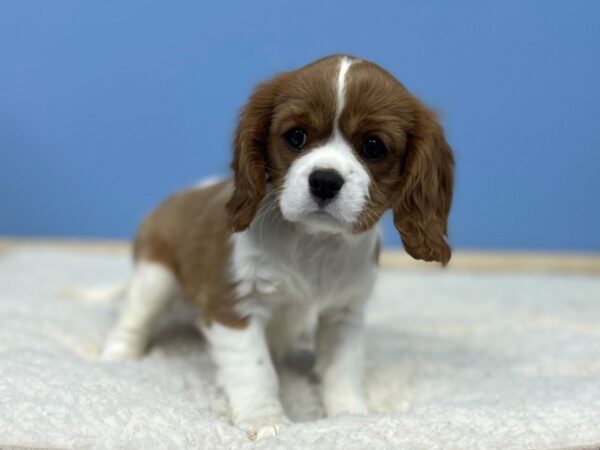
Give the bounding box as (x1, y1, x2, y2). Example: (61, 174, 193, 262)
(229, 200, 379, 316)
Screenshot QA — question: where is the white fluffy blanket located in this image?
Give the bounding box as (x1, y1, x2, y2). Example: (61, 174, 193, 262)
(1, 248, 600, 449)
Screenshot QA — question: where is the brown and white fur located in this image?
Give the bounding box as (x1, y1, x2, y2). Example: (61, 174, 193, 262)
(100, 55, 454, 439)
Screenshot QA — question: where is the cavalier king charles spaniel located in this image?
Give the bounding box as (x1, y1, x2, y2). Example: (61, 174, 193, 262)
(100, 55, 454, 439)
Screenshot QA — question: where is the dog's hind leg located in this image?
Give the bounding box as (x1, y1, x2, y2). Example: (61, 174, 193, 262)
(102, 261, 179, 360)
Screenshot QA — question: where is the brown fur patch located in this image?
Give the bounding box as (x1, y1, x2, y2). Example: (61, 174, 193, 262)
(134, 181, 247, 328)
(226, 56, 340, 230)
(341, 60, 454, 264)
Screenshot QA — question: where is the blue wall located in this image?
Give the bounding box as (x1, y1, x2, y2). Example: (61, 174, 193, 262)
(1, 1, 599, 251)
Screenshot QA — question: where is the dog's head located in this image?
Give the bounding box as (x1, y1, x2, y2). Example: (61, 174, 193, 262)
(226, 55, 454, 264)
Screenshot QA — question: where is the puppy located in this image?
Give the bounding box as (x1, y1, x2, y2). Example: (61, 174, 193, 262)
(102, 55, 454, 439)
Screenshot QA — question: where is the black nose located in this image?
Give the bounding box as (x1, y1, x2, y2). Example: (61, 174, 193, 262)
(309, 169, 345, 204)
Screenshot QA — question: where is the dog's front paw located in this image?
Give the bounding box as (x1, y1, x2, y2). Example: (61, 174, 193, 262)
(323, 396, 368, 417)
(238, 414, 290, 440)
(321, 382, 368, 417)
(100, 333, 146, 361)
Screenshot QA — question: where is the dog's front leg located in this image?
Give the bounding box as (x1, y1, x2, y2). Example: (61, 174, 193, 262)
(200, 316, 288, 440)
(315, 305, 368, 417)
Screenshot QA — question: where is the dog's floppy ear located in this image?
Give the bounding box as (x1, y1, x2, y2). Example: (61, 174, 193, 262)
(226, 75, 285, 232)
(393, 100, 454, 265)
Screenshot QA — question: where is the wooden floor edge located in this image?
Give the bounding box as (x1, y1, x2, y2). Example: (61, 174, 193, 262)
(1, 237, 599, 273)
(380, 251, 600, 273)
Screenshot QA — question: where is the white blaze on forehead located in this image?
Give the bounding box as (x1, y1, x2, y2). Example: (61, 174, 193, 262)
(278, 56, 371, 230)
(335, 57, 356, 126)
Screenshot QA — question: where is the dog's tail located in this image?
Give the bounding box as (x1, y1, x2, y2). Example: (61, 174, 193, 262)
(61, 280, 129, 303)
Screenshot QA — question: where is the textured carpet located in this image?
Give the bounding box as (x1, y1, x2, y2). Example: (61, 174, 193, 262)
(1, 248, 600, 449)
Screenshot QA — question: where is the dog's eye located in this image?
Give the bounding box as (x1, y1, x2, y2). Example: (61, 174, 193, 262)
(362, 135, 388, 161)
(284, 128, 308, 151)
